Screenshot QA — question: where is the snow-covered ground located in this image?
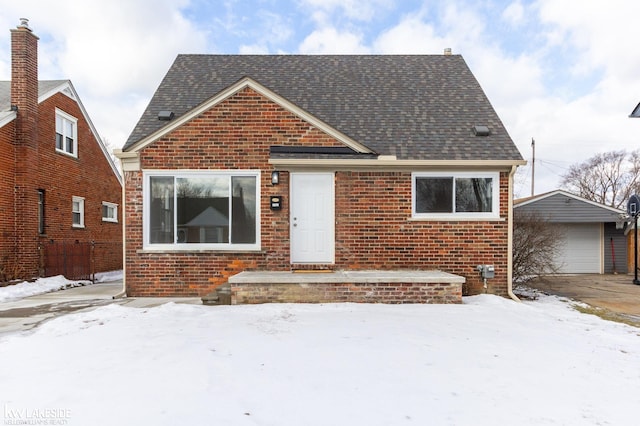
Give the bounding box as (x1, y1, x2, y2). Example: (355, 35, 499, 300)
(0, 291, 638, 426)
(0, 270, 122, 302)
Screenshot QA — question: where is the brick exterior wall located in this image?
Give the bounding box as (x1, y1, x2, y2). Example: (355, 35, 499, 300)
(0, 121, 17, 278)
(0, 92, 123, 279)
(0, 24, 122, 280)
(34, 93, 122, 274)
(124, 87, 513, 299)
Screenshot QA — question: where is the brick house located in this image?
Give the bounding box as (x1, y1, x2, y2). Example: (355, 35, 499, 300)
(116, 54, 524, 303)
(0, 20, 122, 281)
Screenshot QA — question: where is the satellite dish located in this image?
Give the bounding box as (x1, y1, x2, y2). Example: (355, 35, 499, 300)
(628, 194, 640, 217)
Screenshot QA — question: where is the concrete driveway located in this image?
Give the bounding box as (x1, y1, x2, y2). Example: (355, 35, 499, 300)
(523, 274, 640, 319)
(0, 280, 200, 335)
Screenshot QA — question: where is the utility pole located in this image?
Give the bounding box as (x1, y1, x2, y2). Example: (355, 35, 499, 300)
(531, 138, 535, 197)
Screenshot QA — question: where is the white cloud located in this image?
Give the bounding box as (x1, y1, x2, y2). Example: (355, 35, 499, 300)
(0, 0, 209, 148)
(501, 1, 525, 26)
(299, 0, 393, 24)
(299, 27, 370, 54)
(374, 14, 450, 54)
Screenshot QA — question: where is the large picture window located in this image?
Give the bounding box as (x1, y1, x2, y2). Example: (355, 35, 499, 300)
(144, 171, 260, 250)
(412, 172, 499, 219)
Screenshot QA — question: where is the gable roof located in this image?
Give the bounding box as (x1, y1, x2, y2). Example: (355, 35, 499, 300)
(514, 190, 625, 223)
(123, 54, 524, 163)
(0, 80, 122, 185)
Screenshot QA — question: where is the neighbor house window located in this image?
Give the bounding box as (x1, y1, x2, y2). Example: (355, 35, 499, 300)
(102, 202, 118, 223)
(412, 172, 499, 219)
(38, 189, 45, 234)
(55, 109, 78, 157)
(143, 170, 260, 250)
(72, 196, 85, 228)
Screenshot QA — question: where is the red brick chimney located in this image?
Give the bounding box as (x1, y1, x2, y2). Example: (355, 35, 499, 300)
(11, 18, 39, 147)
(11, 18, 40, 279)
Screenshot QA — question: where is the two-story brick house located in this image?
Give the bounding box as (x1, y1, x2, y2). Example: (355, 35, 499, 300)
(0, 19, 122, 281)
(117, 54, 525, 303)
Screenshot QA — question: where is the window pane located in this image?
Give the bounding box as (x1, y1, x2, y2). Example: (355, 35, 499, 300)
(65, 120, 73, 137)
(66, 137, 74, 153)
(415, 177, 453, 213)
(150, 177, 174, 243)
(231, 176, 257, 244)
(176, 177, 229, 243)
(38, 190, 45, 234)
(56, 133, 63, 150)
(455, 178, 493, 212)
(55, 115, 62, 133)
(72, 212, 81, 225)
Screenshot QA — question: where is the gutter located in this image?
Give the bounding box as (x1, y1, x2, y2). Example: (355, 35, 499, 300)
(507, 165, 521, 302)
(113, 157, 127, 300)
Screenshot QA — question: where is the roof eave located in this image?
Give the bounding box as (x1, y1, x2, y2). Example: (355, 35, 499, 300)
(270, 158, 527, 171)
(0, 110, 17, 128)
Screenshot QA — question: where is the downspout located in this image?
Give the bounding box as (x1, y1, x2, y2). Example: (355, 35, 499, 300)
(507, 165, 520, 302)
(113, 165, 127, 299)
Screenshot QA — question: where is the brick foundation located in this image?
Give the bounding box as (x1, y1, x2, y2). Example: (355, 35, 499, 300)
(232, 281, 462, 304)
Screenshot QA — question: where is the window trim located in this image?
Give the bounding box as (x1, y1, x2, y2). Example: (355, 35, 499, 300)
(411, 172, 500, 220)
(102, 201, 118, 223)
(72, 196, 85, 228)
(143, 170, 261, 251)
(38, 189, 45, 235)
(55, 108, 78, 158)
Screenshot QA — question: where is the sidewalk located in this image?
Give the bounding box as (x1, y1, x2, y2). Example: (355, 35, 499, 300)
(0, 280, 200, 335)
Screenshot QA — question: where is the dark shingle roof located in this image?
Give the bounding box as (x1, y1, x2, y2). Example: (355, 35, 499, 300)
(124, 55, 523, 161)
(0, 80, 69, 111)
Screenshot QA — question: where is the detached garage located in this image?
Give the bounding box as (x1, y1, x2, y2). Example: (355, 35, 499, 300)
(515, 190, 627, 274)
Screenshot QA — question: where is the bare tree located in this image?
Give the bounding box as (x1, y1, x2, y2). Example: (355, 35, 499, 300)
(561, 149, 640, 209)
(512, 210, 566, 282)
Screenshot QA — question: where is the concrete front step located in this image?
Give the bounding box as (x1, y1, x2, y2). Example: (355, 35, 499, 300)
(201, 283, 231, 305)
(227, 270, 465, 304)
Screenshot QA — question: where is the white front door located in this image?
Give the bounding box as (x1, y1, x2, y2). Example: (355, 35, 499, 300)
(290, 173, 335, 264)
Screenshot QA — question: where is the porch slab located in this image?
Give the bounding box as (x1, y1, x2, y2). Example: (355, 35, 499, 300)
(228, 270, 465, 304)
(229, 270, 465, 284)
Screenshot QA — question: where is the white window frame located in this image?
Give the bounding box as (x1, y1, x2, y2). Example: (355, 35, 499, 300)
(411, 172, 500, 220)
(102, 201, 118, 223)
(55, 109, 78, 158)
(143, 170, 261, 251)
(72, 196, 85, 228)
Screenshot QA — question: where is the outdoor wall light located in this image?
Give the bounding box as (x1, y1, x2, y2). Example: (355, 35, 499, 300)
(271, 171, 280, 185)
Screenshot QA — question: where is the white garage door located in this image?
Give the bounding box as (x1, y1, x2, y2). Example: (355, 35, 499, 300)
(555, 224, 601, 273)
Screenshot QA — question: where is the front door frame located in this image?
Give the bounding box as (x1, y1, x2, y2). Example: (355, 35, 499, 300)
(289, 172, 335, 264)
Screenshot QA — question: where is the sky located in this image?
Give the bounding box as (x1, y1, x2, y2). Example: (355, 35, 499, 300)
(0, 0, 639, 196)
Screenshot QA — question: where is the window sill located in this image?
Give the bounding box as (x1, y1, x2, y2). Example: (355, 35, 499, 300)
(55, 148, 78, 159)
(408, 216, 505, 222)
(137, 248, 263, 254)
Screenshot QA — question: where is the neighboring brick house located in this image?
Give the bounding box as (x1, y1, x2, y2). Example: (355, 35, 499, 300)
(117, 54, 524, 303)
(0, 20, 122, 281)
